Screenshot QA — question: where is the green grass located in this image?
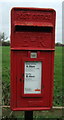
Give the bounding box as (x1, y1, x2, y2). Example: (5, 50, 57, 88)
(0, 46, 2, 110)
(54, 46, 62, 106)
(2, 46, 10, 105)
(2, 46, 10, 84)
(2, 46, 63, 106)
(0, 46, 2, 74)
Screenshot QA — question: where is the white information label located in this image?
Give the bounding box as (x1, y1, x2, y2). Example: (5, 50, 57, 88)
(24, 61, 42, 94)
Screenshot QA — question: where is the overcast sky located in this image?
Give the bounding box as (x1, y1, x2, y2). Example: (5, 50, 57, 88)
(0, 0, 63, 43)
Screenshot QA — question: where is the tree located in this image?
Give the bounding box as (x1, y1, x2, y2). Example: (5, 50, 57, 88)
(0, 32, 8, 46)
(0, 32, 8, 42)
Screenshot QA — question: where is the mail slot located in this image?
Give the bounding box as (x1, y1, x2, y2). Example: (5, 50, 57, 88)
(10, 7, 56, 111)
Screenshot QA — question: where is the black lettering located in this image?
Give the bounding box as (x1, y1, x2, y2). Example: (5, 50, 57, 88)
(29, 65, 35, 67)
(29, 76, 35, 77)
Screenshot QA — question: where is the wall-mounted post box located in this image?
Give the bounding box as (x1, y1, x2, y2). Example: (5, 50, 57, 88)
(10, 7, 56, 111)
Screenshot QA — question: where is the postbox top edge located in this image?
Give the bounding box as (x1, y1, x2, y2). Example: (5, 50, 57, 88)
(11, 7, 56, 13)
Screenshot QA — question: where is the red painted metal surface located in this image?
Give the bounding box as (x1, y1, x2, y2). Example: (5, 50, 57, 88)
(10, 7, 56, 111)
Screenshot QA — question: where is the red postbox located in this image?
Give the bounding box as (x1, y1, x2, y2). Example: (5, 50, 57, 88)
(10, 7, 56, 111)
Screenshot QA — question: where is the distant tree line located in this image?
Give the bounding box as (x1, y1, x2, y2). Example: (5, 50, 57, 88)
(55, 42, 64, 46)
(2, 41, 10, 46)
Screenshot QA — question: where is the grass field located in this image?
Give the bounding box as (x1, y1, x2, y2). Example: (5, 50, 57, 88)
(2, 46, 63, 106)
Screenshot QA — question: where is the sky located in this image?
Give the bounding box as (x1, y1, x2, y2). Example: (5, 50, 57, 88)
(0, 0, 63, 43)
